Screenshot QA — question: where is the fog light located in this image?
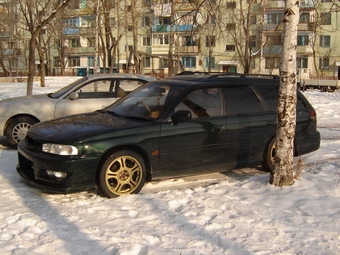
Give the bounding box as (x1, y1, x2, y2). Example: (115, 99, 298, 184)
(46, 170, 67, 179)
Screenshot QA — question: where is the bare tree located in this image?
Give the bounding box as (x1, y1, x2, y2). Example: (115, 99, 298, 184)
(18, 0, 75, 96)
(270, 0, 300, 186)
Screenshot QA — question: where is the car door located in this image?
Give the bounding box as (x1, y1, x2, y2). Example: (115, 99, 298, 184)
(223, 85, 276, 168)
(158, 87, 227, 177)
(54, 78, 118, 118)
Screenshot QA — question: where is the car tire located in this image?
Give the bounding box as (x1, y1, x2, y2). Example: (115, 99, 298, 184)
(262, 137, 276, 172)
(98, 150, 147, 198)
(5, 116, 38, 147)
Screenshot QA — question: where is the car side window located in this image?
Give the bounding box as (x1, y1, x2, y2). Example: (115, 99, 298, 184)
(253, 85, 279, 112)
(118, 80, 146, 97)
(76, 79, 115, 99)
(223, 86, 265, 115)
(175, 88, 223, 118)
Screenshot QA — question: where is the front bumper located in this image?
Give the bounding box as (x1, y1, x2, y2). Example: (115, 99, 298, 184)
(17, 141, 100, 194)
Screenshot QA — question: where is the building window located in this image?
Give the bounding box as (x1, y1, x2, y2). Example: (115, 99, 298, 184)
(110, 18, 116, 28)
(250, 35, 256, 47)
(265, 57, 280, 69)
(142, 16, 151, 27)
(142, 37, 151, 46)
(54, 57, 61, 67)
(320, 13, 331, 25)
(144, 57, 151, 67)
(69, 38, 80, 47)
(267, 35, 282, 45)
(87, 38, 95, 47)
(88, 57, 94, 67)
(160, 58, 168, 67)
(160, 17, 171, 25)
(297, 35, 309, 46)
(250, 15, 257, 25)
(54, 39, 61, 49)
(182, 36, 198, 46)
(226, 1, 236, 8)
(182, 56, 196, 68)
(64, 18, 78, 27)
(153, 34, 169, 45)
(226, 45, 235, 51)
(320, 35, 330, 47)
(226, 23, 236, 30)
(128, 25, 133, 32)
(68, 57, 80, 67)
(205, 56, 215, 68)
(210, 15, 216, 25)
(319, 58, 329, 70)
(299, 13, 310, 23)
(297, 57, 308, 68)
(266, 13, 283, 24)
(206, 36, 215, 47)
(81, 16, 95, 27)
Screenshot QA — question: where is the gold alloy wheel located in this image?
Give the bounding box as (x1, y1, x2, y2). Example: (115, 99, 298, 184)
(270, 140, 277, 167)
(104, 155, 143, 196)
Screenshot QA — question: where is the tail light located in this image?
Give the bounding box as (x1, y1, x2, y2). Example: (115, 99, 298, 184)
(309, 108, 317, 120)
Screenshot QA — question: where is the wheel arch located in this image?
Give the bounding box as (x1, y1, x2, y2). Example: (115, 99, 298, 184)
(95, 144, 152, 187)
(263, 134, 299, 161)
(4, 114, 40, 136)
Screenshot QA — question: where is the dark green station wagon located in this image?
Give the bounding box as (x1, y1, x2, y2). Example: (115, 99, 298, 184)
(17, 73, 320, 198)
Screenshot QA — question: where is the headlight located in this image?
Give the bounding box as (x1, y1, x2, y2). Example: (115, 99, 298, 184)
(42, 143, 79, 155)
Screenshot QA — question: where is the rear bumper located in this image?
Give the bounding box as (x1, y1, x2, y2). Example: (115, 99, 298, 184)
(295, 131, 320, 156)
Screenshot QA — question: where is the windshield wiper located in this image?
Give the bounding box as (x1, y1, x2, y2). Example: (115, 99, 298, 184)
(121, 115, 151, 121)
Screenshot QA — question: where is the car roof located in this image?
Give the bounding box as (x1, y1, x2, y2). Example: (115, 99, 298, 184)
(84, 73, 156, 82)
(163, 73, 280, 87)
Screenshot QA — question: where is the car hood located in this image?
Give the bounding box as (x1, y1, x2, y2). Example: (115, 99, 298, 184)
(27, 111, 149, 144)
(0, 94, 49, 104)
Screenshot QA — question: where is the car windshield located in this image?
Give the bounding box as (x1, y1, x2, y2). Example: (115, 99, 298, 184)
(49, 77, 87, 98)
(104, 82, 186, 120)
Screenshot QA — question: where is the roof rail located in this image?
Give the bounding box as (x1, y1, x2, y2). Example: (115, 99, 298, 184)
(174, 71, 223, 75)
(208, 73, 280, 79)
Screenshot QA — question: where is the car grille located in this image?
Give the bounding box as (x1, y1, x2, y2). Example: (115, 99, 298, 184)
(24, 135, 42, 152)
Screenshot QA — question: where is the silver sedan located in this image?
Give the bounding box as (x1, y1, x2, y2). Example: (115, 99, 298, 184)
(0, 73, 156, 147)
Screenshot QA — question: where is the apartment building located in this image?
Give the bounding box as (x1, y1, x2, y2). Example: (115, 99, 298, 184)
(0, 0, 339, 79)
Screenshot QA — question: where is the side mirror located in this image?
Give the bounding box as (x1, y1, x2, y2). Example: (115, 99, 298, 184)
(68, 92, 78, 100)
(172, 110, 192, 122)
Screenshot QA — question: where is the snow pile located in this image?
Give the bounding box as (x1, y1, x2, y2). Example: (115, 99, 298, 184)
(0, 78, 339, 255)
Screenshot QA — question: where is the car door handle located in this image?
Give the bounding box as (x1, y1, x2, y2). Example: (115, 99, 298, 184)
(212, 126, 226, 133)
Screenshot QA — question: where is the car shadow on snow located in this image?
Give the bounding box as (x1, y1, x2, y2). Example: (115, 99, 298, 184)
(0, 150, 110, 254)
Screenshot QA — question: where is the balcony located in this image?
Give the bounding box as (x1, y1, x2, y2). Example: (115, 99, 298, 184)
(152, 25, 167, 33)
(152, 24, 197, 33)
(63, 47, 99, 55)
(177, 46, 200, 53)
(263, 0, 285, 9)
(298, 22, 316, 31)
(63, 27, 80, 35)
(3, 48, 21, 56)
(263, 23, 283, 31)
(151, 44, 170, 56)
(297, 45, 313, 55)
(300, 1, 315, 8)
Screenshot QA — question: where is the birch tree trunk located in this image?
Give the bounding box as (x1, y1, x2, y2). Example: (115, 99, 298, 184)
(270, 0, 300, 186)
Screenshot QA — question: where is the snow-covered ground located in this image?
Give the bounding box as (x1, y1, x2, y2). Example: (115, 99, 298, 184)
(0, 77, 339, 255)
